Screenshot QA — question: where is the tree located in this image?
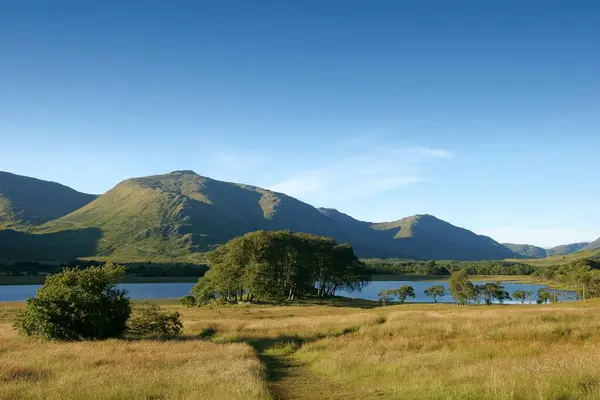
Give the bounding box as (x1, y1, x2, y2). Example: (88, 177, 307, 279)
(378, 289, 395, 306)
(449, 269, 474, 305)
(525, 290, 535, 304)
(424, 285, 445, 303)
(127, 302, 183, 336)
(395, 285, 416, 304)
(480, 282, 511, 305)
(15, 264, 131, 340)
(512, 289, 526, 304)
(471, 284, 485, 305)
(191, 231, 369, 304)
(537, 288, 551, 304)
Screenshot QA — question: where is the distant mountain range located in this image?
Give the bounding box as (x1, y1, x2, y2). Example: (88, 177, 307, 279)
(502, 242, 590, 259)
(0, 170, 594, 263)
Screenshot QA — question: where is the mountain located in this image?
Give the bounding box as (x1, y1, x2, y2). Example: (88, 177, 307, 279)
(503, 242, 591, 258)
(0, 171, 96, 229)
(2, 170, 519, 262)
(502, 243, 547, 258)
(547, 242, 590, 256)
(585, 238, 600, 251)
(317, 208, 515, 260)
(368, 214, 516, 260)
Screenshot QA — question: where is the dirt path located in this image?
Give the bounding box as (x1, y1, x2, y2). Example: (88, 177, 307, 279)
(260, 350, 353, 400)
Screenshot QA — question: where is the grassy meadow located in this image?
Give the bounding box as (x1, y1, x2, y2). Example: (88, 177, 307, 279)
(2, 299, 600, 399)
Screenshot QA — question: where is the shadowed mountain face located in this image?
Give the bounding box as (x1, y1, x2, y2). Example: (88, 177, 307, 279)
(504, 242, 591, 258)
(1, 170, 520, 262)
(0, 171, 96, 229)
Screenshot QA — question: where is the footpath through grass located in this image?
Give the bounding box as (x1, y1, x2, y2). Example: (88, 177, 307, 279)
(3, 298, 600, 399)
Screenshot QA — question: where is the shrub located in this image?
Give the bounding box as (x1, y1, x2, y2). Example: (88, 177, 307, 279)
(180, 295, 197, 307)
(127, 302, 183, 336)
(15, 264, 131, 340)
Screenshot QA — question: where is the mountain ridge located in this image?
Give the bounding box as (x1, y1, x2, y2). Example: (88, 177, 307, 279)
(503, 242, 591, 258)
(2, 170, 521, 262)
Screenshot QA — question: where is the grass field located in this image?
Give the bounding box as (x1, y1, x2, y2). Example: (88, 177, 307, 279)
(2, 299, 600, 399)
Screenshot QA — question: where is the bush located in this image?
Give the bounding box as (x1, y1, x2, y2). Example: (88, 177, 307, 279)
(15, 264, 131, 340)
(127, 302, 183, 336)
(180, 295, 197, 307)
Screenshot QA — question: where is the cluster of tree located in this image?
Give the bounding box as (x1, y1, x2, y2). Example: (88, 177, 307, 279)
(185, 230, 370, 305)
(535, 259, 600, 301)
(448, 270, 512, 305)
(0, 260, 208, 278)
(14, 264, 182, 340)
(365, 259, 535, 276)
(378, 284, 446, 305)
(448, 270, 564, 305)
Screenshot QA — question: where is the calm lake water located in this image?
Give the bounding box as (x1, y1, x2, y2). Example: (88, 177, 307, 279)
(0, 280, 576, 303)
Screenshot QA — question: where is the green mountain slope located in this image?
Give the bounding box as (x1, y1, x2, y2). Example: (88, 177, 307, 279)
(3, 170, 520, 262)
(547, 242, 590, 256)
(0, 171, 96, 229)
(503, 242, 591, 258)
(36, 171, 363, 261)
(502, 243, 547, 258)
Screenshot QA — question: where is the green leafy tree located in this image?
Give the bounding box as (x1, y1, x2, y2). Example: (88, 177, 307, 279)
(449, 269, 474, 305)
(395, 285, 416, 304)
(471, 284, 485, 305)
(127, 302, 183, 336)
(512, 289, 526, 304)
(537, 288, 551, 304)
(481, 282, 511, 305)
(191, 231, 369, 304)
(15, 264, 131, 340)
(424, 285, 445, 303)
(378, 289, 396, 306)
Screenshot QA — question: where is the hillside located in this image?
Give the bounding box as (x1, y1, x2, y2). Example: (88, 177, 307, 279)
(503, 242, 590, 258)
(370, 214, 516, 260)
(36, 171, 362, 261)
(2, 170, 519, 262)
(508, 248, 600, 267)
(584, 238, 600, 251)
(0, 171, 95, 229)
(502, 243, 547, 258)
(547, 242, 590, 256)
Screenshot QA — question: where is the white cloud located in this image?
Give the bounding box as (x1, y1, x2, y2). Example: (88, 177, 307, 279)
(408, 147, 455, 159)
(480, 226, 599, 248)
(268, 146, 452, 206)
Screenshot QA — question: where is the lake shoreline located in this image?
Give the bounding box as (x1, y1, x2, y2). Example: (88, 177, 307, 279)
(1, 273, 540, 286)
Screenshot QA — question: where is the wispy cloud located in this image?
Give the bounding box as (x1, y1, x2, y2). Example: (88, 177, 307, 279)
(269, 145, 453, 206)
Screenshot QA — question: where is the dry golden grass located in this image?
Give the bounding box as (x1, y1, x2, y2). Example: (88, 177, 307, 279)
(0, 303, 270, 400)
(3, 299, 600, 399)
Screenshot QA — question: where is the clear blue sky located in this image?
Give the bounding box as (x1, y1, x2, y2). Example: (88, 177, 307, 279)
(1, 1, 599, 247)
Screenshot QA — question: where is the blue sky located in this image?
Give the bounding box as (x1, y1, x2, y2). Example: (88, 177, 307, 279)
(1, 1, 599, 247)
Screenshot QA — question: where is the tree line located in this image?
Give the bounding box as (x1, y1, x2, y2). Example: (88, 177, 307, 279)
(364, 259, 536, 276)
(0, 261, 208, 277)
(378, 270, 561, 305)
(535, 259, 600, 301)
(186, 230, 370, 305)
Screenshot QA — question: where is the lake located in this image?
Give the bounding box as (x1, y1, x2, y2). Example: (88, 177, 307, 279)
(0, 279, 576, 303)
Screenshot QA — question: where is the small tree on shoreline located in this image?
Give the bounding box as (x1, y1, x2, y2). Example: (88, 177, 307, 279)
(424, 285, 446, 303)
(396, 285, 416, 304)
